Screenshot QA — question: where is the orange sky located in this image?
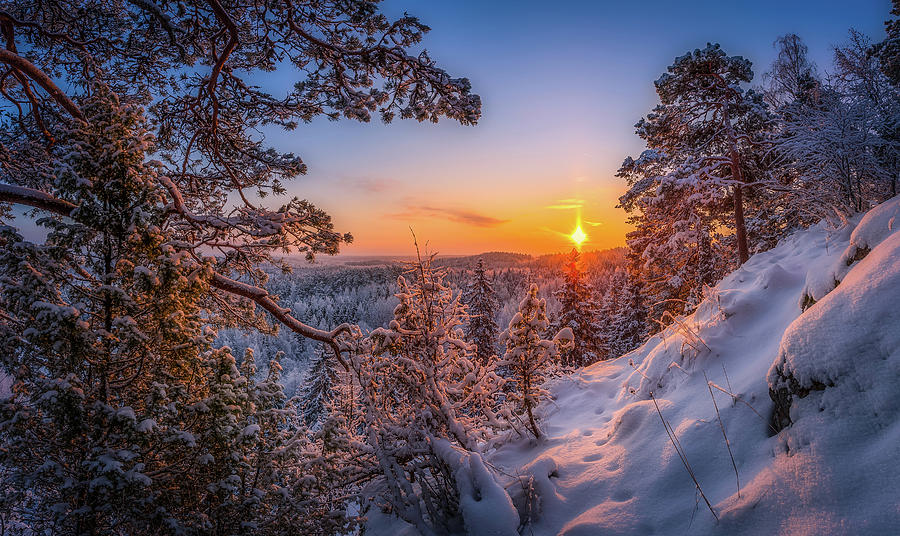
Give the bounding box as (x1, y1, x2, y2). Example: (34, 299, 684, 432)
(331, 182, 631, 256)
(281, 119, 637, 256)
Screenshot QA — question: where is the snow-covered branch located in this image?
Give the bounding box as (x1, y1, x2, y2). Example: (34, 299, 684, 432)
(207, 271, 352, 368)
(0, 183, 76, 216)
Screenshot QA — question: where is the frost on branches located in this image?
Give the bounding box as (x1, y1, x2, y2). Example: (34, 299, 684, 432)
(0, 94, 362, 534)
(770, 32, 900, 218)
(0, 1, 482, 533)
(349, 255, 514, 535)
(618, 44, 777, 325)
(500, 284, 573, 439)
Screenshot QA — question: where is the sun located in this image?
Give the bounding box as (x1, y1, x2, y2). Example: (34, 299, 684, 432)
(570, 225, 587, 248)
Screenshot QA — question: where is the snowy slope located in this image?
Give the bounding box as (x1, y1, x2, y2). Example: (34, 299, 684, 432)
(485, 198, 900, 535)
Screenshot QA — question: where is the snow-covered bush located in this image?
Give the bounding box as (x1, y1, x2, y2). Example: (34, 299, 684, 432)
(350, 255, 513, 534)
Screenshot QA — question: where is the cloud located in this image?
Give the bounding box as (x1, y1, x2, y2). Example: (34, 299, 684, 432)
(388, 205, 509, 228)
(584, 220, 603, 227)
(338, 177, 397, 194)
(545, 198, 585, 210)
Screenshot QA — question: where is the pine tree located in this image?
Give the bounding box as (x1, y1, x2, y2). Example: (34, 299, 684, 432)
(553, 249, 604, 367)
(618, 44, 774, 325)
(0, 92, 365, 534)
(0, 3, 481, 532)
(462, 258, 500, 365)
(619, 44, 773, 266)
(0, 0, 481, 371)
(499, 284, 573, 439)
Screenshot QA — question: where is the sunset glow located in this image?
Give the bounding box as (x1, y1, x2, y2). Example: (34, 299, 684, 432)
(570, 224, 587, 248)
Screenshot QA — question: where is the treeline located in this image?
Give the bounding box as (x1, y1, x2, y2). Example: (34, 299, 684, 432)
(217, 248, 634, 398)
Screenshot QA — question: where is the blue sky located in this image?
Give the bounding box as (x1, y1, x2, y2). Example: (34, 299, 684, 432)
(259, 0, 891, 255)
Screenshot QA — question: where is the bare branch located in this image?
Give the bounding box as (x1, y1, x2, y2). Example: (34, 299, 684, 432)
(0, 48, 85, 121)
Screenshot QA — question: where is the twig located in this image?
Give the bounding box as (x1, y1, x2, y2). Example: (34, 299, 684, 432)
(628, 359, 660, 389)
(708, 381, 779, 435)
(721, 360, 736, 406)
(649, 391, 718, 522)
(705, 371, 740, 498)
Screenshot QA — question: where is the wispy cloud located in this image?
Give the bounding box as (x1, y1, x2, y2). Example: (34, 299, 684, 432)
(545, 198, 585, 210)
(584, 220, 603, 227)
(388, 205, 509, 228)
(338, 177, 397, 194)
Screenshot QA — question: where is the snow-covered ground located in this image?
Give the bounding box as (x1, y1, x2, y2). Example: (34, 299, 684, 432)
(369, 197, 900, 535)
(370, 199, 900, 535)
(488, 198, 900, 535)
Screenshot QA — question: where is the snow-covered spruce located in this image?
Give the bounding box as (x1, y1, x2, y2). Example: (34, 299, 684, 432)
(552, 249, 603, 367)
(598, 267, 650, 360)
(500, 284, 573, 439)
(462, 258, 501, 366)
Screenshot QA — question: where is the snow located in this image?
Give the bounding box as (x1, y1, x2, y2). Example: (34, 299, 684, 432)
(137, 418, 156, 432)
(432, 439, 520, 536)
(372, 197, 900, 534)
(114, 406, 136, 422)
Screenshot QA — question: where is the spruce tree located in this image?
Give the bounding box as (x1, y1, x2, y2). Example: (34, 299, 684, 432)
(499, 284, 573, 439)
(298, 344, 339, 429)
(462, 258, 500, 365)
(599, 269, 650, 359)
(553, 249, 604, 368)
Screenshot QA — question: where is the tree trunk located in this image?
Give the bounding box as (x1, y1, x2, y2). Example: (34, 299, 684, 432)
(728, 142, 750, 265)
(733, 183, 749, 265)
(723, 109, 750, 265)
(526, 402, 541, 439)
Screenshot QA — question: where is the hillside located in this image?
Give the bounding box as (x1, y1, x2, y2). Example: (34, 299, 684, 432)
(371, 198, 900, 535)
(487, 198, 900, 535)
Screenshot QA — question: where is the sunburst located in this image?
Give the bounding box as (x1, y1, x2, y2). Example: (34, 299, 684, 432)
(570, 224, 587, 248)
